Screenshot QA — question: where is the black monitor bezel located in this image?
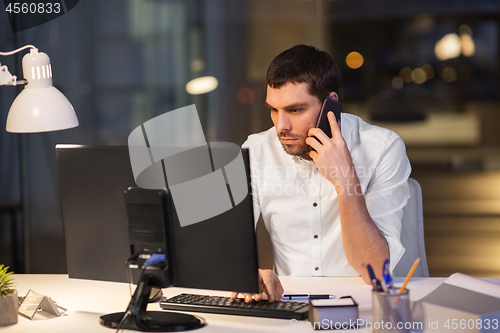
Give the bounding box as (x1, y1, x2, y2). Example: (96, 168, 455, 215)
(56, 145, 260, 294)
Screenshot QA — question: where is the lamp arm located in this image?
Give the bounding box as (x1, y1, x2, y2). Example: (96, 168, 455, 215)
(0, 45, 36, 86)
(0, 64, 17, 86)
(0, 45, 36, 56)
(0, 64, 28, 86)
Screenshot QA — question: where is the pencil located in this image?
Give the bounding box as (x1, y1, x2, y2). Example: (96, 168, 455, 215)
(394, 257, 420, 303)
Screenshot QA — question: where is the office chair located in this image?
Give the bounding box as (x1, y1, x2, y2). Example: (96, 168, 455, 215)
(393, 178, 429, 277)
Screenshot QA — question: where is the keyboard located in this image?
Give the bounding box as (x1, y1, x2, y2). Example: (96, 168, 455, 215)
(160, 293, 309, 320)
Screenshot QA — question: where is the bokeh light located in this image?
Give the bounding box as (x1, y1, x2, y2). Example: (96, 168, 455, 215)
(412, 68, 427, 84)
(435, 33, 462, 61)
(422, 64, 435, 80)
(461, 33, 475, 57)
(190, 59, 206, 72)
(440, 67, 458, 82)
(399, 67, 413, 83)
(459, 24, 472, 36)
(392, 76, 404, 89)
(346, 52, 364, 69)
(186, 76, 218, 95)
(237, 87, 255, 105)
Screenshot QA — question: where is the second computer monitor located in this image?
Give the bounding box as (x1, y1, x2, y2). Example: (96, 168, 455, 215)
(56, 145, 260, 294)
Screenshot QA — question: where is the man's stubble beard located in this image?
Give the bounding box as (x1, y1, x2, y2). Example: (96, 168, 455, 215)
(278, 133, 312, 158)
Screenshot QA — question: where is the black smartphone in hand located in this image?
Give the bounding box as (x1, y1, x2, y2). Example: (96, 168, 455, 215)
(316, 98, 342, 138)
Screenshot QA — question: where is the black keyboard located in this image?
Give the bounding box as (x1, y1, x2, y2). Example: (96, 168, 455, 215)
(160, 293, 309, 320)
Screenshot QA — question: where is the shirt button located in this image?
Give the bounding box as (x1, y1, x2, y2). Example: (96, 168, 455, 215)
(314, 235, 318, 239)
(315, 267, 319, 271)
(313, 202, 318, 207)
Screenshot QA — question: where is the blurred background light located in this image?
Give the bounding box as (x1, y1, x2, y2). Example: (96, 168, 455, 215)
(392, 76, 404, 89)
(435, 33, 462, 60)
(412, 67, 427, 84)
(399, 67, 413, 83)
(422, 64, 435, 80)
(460, 33, 475, 57)
(237, 87, 255, 104)
(346, 51, 364, 69)
(190, 59, 206, 72)
(185, 76, 218, 95)
(440, 66, 458, 82)
(459, 24, 473, 36)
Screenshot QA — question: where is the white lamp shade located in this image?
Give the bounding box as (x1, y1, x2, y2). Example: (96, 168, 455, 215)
(6, 86, 79, 133)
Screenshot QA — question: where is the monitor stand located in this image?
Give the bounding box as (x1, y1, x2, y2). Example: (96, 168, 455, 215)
(99, 274, 206, 332)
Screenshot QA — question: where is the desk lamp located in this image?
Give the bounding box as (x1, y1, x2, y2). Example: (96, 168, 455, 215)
(0, 45, 78, 132)
(0, 45, 79, 274)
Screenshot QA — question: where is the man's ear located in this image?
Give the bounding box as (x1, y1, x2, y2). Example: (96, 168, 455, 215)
(328, 91, 339, 101)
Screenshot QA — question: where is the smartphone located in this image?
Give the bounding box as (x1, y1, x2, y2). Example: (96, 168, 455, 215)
(315, 98, 342, 138)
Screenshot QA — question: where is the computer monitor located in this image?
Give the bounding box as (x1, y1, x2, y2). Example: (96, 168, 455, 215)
(56, 145, 260, 331)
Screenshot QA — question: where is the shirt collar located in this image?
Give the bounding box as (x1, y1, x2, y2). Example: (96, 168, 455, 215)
(340, 113, 353, 153)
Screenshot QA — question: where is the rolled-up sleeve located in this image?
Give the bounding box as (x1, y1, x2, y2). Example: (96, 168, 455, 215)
(364, 132, 411, 272)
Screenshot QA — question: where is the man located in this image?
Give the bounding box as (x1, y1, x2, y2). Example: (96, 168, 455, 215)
(233, 45, 411, 303)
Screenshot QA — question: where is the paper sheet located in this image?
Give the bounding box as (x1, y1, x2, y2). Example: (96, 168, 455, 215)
(444, 272, 500, 299)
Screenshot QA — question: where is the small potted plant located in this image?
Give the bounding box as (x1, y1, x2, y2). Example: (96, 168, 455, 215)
(0, 265, 18, 326)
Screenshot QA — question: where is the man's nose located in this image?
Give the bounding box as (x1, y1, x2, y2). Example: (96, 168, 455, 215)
(275, 112, 291, 133)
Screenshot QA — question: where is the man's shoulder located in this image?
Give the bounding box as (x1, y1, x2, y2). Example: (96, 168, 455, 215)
(343, 113, 402, 147)
(242, 127, 277, 149)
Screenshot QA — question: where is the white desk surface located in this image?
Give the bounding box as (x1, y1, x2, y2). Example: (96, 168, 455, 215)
(1, 274, 455, 332)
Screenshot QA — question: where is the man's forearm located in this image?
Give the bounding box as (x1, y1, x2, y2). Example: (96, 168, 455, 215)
(307, 117, 392, 283)
(335, 178, 390, 285)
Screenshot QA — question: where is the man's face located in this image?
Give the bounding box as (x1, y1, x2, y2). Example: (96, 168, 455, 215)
(266, 82, 322, 159)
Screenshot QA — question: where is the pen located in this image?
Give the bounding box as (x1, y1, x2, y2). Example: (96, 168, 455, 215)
(367, 264, 384, 292)
(382, 259, 394, 293)
(281, 294, 336, 301)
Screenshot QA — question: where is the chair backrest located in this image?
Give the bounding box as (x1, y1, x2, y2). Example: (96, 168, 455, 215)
(393, 178, 429, 277)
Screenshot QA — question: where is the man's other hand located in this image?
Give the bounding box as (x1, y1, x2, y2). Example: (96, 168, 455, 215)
(230, 269, 284, 303)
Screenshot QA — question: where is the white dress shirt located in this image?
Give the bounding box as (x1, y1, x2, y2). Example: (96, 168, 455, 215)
(242, 113, 411, 277)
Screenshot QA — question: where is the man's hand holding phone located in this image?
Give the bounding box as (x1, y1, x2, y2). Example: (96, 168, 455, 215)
(307, 99, 357, 189)
(315, 98, 342, 138)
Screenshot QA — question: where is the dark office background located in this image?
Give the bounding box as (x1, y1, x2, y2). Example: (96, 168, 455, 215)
(1, 0, 499, 277)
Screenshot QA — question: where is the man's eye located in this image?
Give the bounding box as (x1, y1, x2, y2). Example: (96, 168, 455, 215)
(270, 108, 277, 112)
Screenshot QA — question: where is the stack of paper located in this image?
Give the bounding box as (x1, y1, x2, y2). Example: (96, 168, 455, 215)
(414, 273, 500, 332)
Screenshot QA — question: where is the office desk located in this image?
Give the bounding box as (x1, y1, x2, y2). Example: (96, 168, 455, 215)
(1, 274, 452, 332)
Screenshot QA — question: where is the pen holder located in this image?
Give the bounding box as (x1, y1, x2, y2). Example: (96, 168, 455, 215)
(372, 289, 411, 333)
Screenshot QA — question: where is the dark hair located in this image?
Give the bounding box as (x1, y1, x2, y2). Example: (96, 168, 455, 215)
(266, 45, 341, 102)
